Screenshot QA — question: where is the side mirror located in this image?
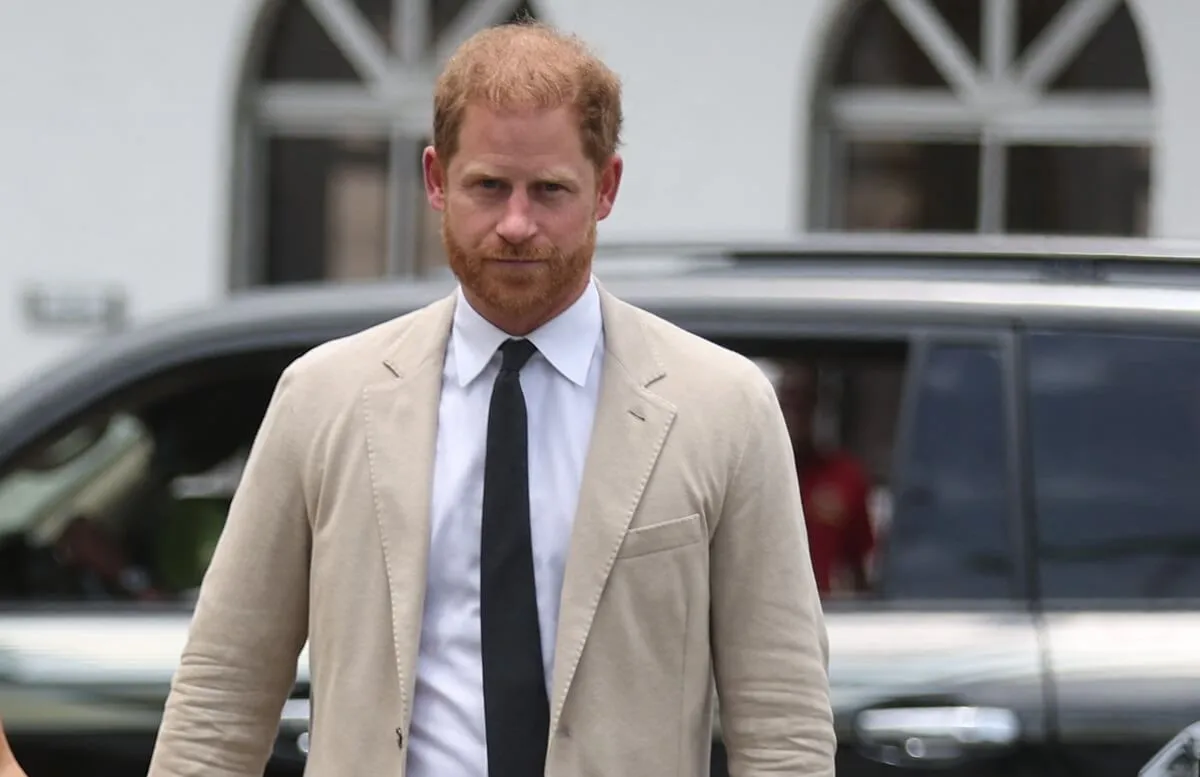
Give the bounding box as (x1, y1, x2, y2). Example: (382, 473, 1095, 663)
(1141, 722, 1200, 777)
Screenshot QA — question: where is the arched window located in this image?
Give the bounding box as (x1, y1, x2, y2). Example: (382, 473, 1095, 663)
(811, 0, 1153, 236)
(232, 0, 535, 288)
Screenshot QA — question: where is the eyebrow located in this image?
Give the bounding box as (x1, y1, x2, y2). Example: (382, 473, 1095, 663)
(460, 165, 580, 185)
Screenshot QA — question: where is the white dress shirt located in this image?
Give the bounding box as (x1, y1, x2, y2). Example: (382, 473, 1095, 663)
(405, 278, 605, 777)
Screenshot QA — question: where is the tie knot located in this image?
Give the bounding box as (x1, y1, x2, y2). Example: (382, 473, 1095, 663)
(499, 338, 538, 374)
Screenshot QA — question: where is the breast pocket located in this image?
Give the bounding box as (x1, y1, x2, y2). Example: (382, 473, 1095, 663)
(616, 513, 706, 560)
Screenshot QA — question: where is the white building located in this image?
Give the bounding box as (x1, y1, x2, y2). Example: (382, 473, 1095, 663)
(0, 0, 1196, 392)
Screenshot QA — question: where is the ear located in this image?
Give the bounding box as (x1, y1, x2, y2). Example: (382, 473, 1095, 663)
(594, 153, 623, 221)
(423, 145, 446, 211)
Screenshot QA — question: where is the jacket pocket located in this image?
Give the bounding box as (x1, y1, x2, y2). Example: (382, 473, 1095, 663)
(616, 513, 705, 560)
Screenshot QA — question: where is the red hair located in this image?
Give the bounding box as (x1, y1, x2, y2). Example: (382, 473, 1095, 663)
(432, 20, 623, 170)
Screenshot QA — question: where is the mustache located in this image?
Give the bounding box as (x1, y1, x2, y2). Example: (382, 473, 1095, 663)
(484, 242, 563, 262)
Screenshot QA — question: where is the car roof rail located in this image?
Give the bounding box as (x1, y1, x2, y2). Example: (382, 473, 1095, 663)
(592, 232, 1200, 282)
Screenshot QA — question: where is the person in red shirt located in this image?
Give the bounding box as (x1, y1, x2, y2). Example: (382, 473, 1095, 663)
(777, 361, 875, 598)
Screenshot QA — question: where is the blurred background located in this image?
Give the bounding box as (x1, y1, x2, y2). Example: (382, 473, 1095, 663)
(0, 0, 1192, 393)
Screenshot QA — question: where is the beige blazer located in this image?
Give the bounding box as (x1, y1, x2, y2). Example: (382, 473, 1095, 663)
(147, 285, 836, 777)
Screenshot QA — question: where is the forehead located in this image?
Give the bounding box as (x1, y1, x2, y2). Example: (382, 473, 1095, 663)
(452, 102, 587, 173)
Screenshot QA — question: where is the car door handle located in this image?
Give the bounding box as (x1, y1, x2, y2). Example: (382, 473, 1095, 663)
(855, 706, 1020, 767)
(278, 697, 311, 756)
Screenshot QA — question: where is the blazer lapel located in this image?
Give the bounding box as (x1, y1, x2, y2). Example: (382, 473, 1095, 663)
(549, 286, 677, 730)
(361, 293, 456, 730)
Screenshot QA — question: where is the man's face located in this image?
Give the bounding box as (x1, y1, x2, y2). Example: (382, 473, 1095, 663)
(423, 102, 622, 331)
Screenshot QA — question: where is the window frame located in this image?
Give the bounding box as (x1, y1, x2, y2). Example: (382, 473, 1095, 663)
(808, 0, 1155, 235)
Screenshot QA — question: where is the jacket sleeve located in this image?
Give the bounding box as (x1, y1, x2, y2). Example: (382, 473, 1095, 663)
(710, 369, 837, 777)
(148, 363, 313, 777)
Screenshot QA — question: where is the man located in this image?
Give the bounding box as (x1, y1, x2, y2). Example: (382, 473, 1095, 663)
(148, 20, 834, 777)
(777, 362, 875, 597)
(0, 720, 28, 777)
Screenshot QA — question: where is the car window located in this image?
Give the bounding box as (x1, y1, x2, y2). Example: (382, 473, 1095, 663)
(751, 342, 908, 602)
(748, 335, 1019, 604)
(0, 360, 282, 605)
(1026, 330, 1200, 601)
(882, 341, 1017, 600)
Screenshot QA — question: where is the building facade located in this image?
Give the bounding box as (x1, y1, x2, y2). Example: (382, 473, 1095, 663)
(0, 0, 1197, 391)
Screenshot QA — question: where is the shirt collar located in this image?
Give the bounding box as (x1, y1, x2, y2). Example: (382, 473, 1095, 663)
(450, 276, 602, 388)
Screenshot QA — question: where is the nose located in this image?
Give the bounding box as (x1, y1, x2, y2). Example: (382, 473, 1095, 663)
(495, 191, 537, 245)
